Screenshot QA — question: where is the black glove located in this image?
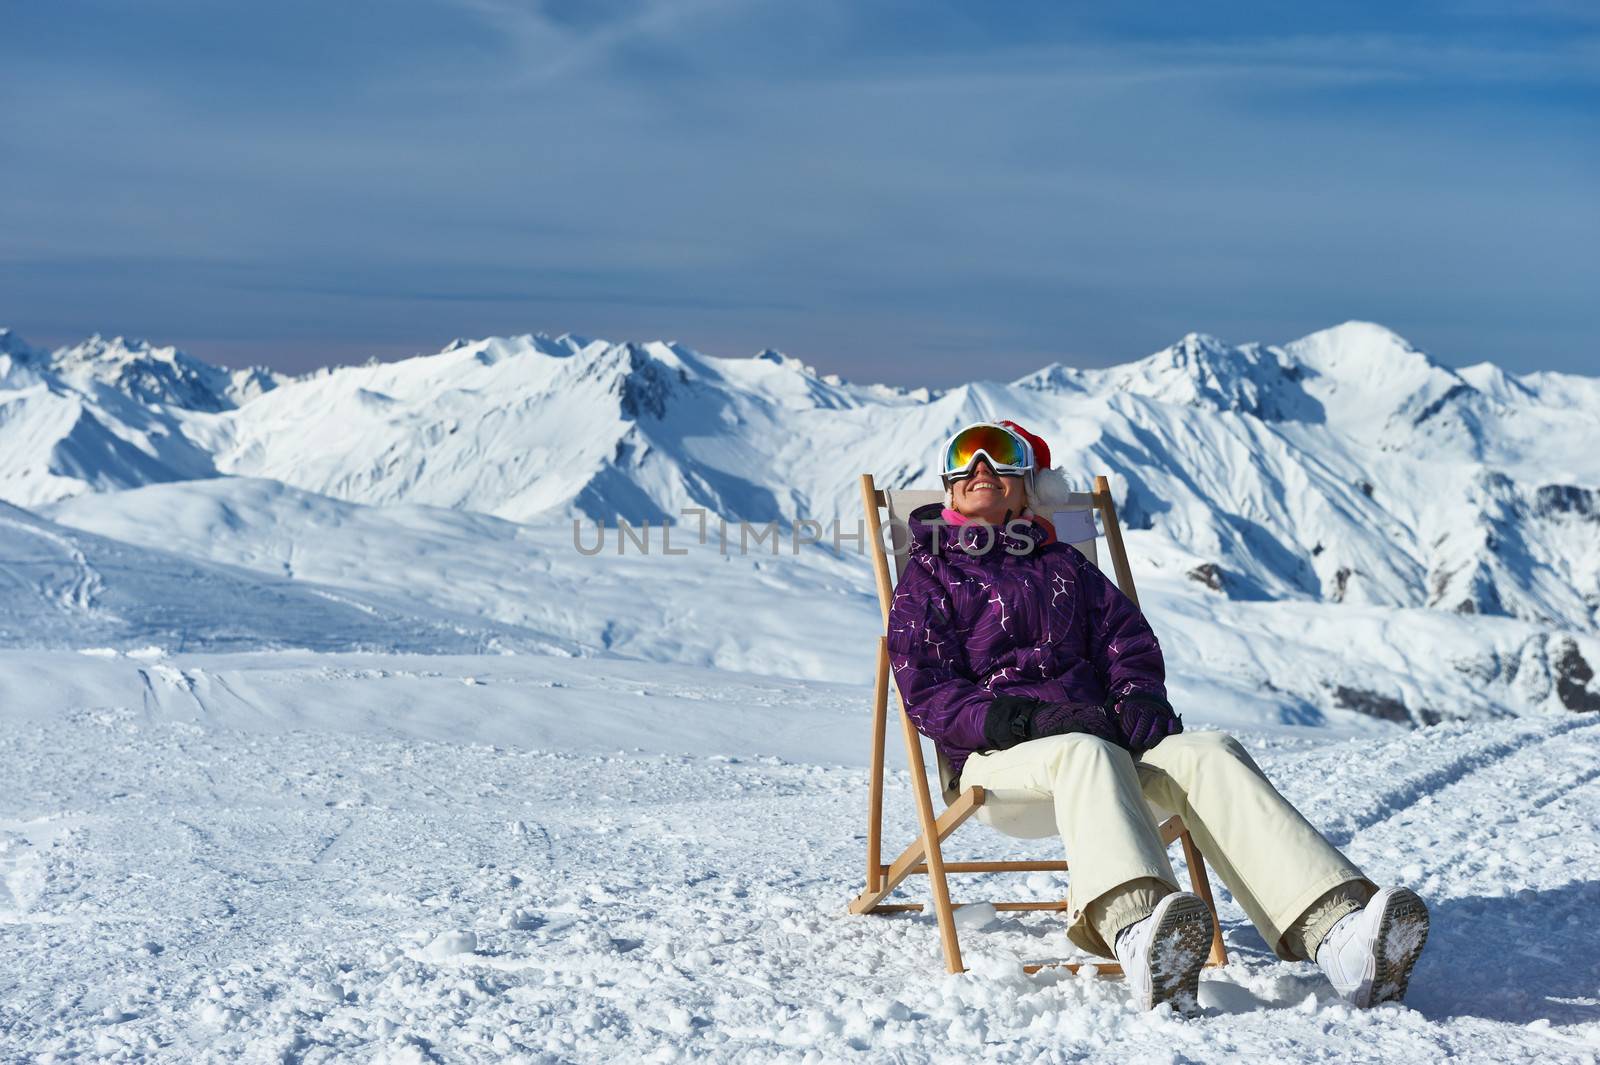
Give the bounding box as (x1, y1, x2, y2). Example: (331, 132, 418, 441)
(1109, 692, 1182, 754)
(984, 695, 1120, 750)
(1028, 700, 1120, 745)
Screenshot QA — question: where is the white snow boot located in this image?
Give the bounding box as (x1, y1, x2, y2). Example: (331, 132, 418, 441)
(1113, 891, 1215, 1014)
(1315, 886, 1430, 1008)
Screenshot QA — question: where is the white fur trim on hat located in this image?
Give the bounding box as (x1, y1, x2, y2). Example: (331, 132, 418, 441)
(1026, 466, 1076, 510)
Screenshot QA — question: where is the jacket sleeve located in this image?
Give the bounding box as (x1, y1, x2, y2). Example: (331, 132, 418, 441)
(1077, 550, 1169, 704)
(886, 558, 1014, 753)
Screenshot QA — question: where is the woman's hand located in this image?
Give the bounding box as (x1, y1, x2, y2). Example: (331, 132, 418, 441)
(983, 694, 1122, 750)
(1110, 693, 1183, 754)
(1027, 701, 1121, 745)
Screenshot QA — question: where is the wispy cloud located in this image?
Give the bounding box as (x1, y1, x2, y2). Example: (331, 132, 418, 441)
(445, 0, 754, 87)
(789, 29, 1600, 99)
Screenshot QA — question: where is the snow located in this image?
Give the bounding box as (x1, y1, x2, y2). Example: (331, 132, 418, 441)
(0, 497, 560, 656)
(0, 317, 1596, 1059)
(2, 650, 1598, 1061)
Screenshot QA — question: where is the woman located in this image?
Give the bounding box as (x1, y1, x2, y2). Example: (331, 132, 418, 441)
(886, 420, 1429, 1014)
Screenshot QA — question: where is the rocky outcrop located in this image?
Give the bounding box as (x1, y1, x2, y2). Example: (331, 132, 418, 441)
(1329, 684, 1442, 726)
(1187, 562, 1226, 592)
(1552, 638, 1600, 713)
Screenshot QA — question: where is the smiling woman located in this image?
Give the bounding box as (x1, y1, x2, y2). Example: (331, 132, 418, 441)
(889, 419, 1431, 1014)
(948, 456, 1027, 525)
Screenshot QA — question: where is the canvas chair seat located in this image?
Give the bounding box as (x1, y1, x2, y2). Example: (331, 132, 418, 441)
(847, 473, 1228, 976)
(941, 775, 1059, 838)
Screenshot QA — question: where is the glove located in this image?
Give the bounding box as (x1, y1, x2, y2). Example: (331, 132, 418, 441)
(983, 694, 1046, 750)
(1110, 692, 1182, 754)
(1025, 700, 1120, 745)
(983, 694, 1120, 750)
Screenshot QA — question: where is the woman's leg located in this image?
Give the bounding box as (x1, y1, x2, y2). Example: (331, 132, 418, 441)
(959, 732, 1179, 958)
(1135, 730, 1377, 960)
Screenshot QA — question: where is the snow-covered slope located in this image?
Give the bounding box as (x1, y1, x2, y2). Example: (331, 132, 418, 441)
(38, 477, 1600, 729)
(41, 477, 875, 681)
(0, 497, 569, 655)
(1, 649, 1597, 1061)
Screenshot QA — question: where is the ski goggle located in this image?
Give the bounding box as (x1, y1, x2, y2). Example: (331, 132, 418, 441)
(941, 423, 1034, 484)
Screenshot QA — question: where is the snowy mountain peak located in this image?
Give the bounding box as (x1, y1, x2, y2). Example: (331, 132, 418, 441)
(446, 332, 589, 366)
(1013, 362, 1088, 393)
(0, 329, 52, 396)
(48, 333, 283, 412)
(226, 365, 285, 405)
(748, 346, 831, 379)
(1280, 320, 1495, 447)
(1458, 361, 1538, 404)
(1285, 320, 1446, 381)
(527, 332, 593, 358)
(1176, 330, 1229, 355)
(1104, 331, 1320, 421)
(551, 331, 595, 351)
(53, 333, 196, 383)
(613, 342, 679, 421)
(0, 327, 42, 360)
(0, 328, 47, 384)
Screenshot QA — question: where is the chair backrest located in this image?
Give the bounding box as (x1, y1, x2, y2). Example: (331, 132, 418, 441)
(876, 484, 1107, 803)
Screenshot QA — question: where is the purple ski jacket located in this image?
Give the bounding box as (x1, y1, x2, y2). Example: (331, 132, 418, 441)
(886, 502, 1168, 778)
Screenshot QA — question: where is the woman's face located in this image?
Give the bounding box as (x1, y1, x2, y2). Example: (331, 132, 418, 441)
(950, 457, 1028, 525)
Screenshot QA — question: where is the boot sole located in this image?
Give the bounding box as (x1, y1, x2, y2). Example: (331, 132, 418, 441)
(1143, 894, 1215, 1015)
(1362, 887, 1430, 1007)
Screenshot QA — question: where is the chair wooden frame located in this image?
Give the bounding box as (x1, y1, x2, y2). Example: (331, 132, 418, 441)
(846, 473, 1230, 976)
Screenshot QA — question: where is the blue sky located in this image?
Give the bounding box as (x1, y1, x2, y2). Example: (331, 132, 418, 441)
(3, 1, 1596, 383)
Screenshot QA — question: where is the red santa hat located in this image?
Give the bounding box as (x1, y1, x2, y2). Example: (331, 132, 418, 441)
(998, 420, 1051, 470)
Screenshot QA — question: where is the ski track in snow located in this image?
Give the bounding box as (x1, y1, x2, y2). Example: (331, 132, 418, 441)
(0, 512, 107, 616)
(1, 669, 1598, 1062)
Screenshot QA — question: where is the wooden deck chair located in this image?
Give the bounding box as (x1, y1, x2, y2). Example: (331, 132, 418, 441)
(847, 473, 1230, 976)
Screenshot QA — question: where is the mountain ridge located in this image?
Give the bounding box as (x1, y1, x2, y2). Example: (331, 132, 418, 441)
(1, 320, 1595, 635)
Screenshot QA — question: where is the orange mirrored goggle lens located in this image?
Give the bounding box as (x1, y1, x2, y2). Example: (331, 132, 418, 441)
(943, 425, 1031, 479)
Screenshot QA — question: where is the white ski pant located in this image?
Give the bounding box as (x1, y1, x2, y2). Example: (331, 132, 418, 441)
(959, 730, 1375, 960)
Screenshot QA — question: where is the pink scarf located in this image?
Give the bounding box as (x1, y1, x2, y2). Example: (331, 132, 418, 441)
(940, 506, 1057, 544)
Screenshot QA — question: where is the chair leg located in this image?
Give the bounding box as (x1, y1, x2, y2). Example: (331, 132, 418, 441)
(898, 697, 964, 973)
(848, 789, 986, 915)
(865, 639, 890, 893)
(1179, 828, 1229, 966)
